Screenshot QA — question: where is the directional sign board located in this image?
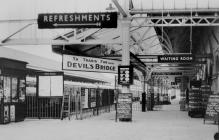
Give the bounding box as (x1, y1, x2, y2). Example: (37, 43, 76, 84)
(118, 65, 133, 85)
(158, 55, 195, 63)
(62, 54, 120, 73)
(38, 12, 117, 29)
(152, 72, 182, 76)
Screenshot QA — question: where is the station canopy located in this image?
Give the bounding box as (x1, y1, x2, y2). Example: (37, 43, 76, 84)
(0, 11, 164, 83)
(1, 0, 218, 83)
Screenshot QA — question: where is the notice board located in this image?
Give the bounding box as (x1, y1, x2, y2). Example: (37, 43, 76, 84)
(117, 93, 132, 121)
(204, 94, 219, 123)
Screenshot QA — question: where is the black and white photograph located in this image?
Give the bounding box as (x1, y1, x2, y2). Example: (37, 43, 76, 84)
(0, 0, 219, 140)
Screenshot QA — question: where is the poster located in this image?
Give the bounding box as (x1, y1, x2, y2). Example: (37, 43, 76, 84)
(81, 88, 89, 109)
(4, 77, 11, 103)
(11, 78, 18, 102)
(84, 89, 89, 108)
(19, 79, 26, 101)
(205, 95, 219, 122)
(0, 76, 3, 99)
(117, 93, 132, 120)
(81, 88, 85, 109)
(10, 105, 15, 122)
(90, 89, 96, 108)
(4, 105, 9, 123)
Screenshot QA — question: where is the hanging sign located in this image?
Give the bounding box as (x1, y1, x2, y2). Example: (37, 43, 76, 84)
(63, 54, 119, 73)
(118, 65, 134, 85)
(152, 72, 182, 76)
(158, 55, 195, 63)
(38, 12, 118, 29)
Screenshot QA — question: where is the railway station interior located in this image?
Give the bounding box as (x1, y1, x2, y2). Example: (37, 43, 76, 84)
(0, 0, 219, 140)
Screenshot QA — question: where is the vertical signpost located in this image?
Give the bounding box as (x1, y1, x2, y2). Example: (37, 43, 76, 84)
(116, 16, 133, 122)
(117, 66, 133, 121)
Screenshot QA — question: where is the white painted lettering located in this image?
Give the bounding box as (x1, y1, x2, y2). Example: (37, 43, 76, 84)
(75, 15, 80, 21)
(64, 15, 68, 22)
(54, 15, 58, 22)
(81, 14, 87, 21)
(100, 14, 105, 21)
(49, 15, 53, 22)
(69, 15, 74, 21)
(43, 15, 48, 22)
(106, 14, 110, 21)
(88, 14, 93, 21)
(93, 15, 99, 21)
(59, 15, 64, 22)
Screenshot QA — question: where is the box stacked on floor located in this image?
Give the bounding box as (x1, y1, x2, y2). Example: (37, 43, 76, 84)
(188, 87, 204, 117)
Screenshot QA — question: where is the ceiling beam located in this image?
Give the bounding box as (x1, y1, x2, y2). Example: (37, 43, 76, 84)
(0, 38, 122, 46)
(112, 0, 128, 17)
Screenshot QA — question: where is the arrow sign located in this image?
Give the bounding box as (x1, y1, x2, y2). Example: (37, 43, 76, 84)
(38, 12, 118, 29)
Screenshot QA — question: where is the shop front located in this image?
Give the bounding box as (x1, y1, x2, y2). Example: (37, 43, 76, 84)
(0, 58, 27, 124)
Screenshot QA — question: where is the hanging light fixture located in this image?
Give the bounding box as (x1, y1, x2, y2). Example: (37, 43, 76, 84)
(106, 3, 116, 11)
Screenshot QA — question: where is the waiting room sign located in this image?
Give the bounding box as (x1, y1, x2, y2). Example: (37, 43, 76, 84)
(158, 55, 195, 63)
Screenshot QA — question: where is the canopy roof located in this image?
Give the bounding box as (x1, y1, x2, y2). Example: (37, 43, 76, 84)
(0, 46, 114, 83)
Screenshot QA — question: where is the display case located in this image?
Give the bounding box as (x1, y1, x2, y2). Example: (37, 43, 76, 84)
(201, 85, 212, 111)
(188, 87, 204, 117)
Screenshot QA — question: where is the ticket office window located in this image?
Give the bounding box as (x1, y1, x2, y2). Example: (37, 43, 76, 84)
(0, 76, 25, 104)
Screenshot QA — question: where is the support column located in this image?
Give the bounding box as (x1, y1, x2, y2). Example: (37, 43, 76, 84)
(121, 18, 131, 93)
(142, 72, 146, 112)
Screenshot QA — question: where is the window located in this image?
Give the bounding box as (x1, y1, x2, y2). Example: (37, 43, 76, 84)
(26, 76, 37, 96)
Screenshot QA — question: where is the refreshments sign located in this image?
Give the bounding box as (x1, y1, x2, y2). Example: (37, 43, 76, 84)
(38, 12, 118, 29)
(62, 54, 120, 73)
(158, 55, 195, 63)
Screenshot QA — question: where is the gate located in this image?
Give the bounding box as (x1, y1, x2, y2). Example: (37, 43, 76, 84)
(26, 96, 62, 119)
(26, 86, 79, 119)
(26, 87, 116, 119)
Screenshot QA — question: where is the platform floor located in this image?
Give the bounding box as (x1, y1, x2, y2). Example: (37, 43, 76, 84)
(0, 100, 217, 140)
